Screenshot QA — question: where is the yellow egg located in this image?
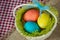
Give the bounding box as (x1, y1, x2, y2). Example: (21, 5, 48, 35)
(37, 13, 51, 28)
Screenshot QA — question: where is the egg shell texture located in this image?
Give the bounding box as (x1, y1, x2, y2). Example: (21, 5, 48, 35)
(23, 9, 39, 21)
(24, 21, 40, 33)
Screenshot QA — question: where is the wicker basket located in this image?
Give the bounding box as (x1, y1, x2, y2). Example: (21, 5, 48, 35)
(13, 4, 58, 40)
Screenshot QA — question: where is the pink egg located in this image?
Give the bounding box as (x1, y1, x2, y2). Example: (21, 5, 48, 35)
(23, 9, 39, 21)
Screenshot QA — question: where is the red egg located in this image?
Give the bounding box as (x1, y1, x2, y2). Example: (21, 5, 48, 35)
(23, 9, 39, 21)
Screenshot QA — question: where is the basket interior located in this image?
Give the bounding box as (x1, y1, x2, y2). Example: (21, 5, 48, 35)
(15, 5, 58, 37)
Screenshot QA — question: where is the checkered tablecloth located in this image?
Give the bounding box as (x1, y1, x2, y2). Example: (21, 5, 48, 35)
(0, 0, 45, 40)
(0, 0, 32, 40)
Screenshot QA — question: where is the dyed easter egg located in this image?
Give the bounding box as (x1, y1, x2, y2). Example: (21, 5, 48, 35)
(23, 9, 39, 21)
(37, 13, 51, 28)
(24, 21, 40, 33)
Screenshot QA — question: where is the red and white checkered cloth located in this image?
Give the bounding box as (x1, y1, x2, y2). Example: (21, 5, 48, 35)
(0, 0, 44, 40)
(0, 0, 32, 39)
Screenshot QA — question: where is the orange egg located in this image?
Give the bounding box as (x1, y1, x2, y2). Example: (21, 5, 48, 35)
(23, 9, 39, 21)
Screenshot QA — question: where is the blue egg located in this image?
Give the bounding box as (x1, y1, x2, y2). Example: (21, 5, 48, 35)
(24, 21, 41, 33)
